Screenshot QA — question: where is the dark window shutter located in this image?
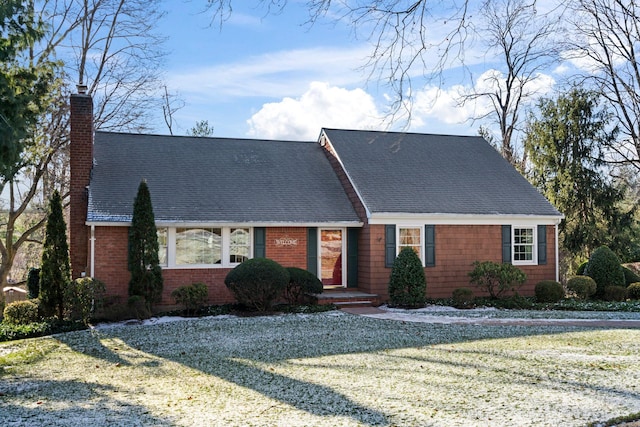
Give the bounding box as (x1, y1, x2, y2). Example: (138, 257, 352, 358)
(307, 227, 318, 274)
(347, 228, 359, 288)
(502, 225, 512, 264)
(385, 225, 396, 268)
(537, 225, 547, 265)
(425, 225, 435, 267)
(253, 227, 266, 258)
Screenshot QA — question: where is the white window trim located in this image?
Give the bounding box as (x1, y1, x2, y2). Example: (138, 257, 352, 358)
(396, 225, 425, 266)
(512, 225, 537, 266)
(164, 227, 253, 269)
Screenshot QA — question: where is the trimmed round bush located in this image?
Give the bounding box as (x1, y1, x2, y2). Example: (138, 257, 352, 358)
(566, 276, 597, 300)
(172, 282, 208, 316)
(603, 285, 627, 302)
(284, 267, 323, 305)
(3, 300, 40, 325)
(622, 266, 640, 286)
(389, 247, 426, 308)
(452, 287, 474, 309)
(586, 246, 625, 298)
(64, 277, 106, 324)
(534, 280, 564, 303)
(628, 283, 640, 300)
(225, 258, 290, 311)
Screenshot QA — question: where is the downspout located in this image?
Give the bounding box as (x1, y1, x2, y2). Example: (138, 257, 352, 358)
(90, 225, 95, 278)
(555, 223, 559, 282)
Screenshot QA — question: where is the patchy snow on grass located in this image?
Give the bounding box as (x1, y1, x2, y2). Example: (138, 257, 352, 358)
(2, 310, 640, 426)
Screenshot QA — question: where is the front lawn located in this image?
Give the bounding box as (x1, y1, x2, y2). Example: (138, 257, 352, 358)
(1, 311, 639, 426)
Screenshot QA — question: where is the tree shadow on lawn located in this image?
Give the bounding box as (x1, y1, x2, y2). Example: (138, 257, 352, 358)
(384, 345, 640, 403)
(0, 378, 174, 426)
(54, 329, 133, 367)
(91, 312, 631, 426)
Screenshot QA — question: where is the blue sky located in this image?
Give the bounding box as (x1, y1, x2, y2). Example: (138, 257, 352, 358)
(152, 1, 562, 141)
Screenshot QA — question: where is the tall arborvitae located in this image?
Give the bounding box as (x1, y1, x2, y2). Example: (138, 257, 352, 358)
(40, 191, 71, 318)
(128, 180, 163, 308)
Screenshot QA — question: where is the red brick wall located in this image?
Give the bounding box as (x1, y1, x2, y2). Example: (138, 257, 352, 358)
(93, 226, 310, 307)
(265, 227, 308, 268)
(69, 94, 93, 279)
(359, 224, 557, 300)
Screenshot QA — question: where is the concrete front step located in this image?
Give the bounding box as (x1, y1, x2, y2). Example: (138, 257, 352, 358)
(315, 290, 380, 307)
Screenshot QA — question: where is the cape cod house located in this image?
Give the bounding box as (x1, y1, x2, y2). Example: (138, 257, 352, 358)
(69, 93, 563, 307)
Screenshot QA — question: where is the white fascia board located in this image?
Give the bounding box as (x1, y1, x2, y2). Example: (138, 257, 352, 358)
(368, 213, 563, 226)
(320, 130, 372, 220)
(86, 221, 364, 228)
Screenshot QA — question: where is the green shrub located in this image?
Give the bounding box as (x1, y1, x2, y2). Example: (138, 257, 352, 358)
(627, 283, 640, 300)
(27, 267, 40, 299)
(576, 261, 588, 275)
(224, 258, 290, 311)
(64, 278, 106, 324)
(388, 247, 427, 308)
(603, 285, 627, 302)
(3, 300, 40, 325)
(284, 267, 323, 305)
(534, 280, 564, 303)
(566, 276, 597, 300)
(0, 319, 86, 342)
(468, 261, 526, 299)
(127, 295, 152, 319)
(622, 266, 640, 286)
(452, 287, 475, 309)
(171, 282, 209, 316)
(586, 246, 625, 298)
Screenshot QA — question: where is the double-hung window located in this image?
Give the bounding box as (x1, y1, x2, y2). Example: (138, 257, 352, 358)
(513, 226, 535, 264)
(157, 228, 168, 266)
(397, 226, 424, 264)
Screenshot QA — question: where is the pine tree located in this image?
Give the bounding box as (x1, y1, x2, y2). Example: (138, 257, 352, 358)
(525, 89, 634, 261)
(128, 180, 163, 308)
(39, 191, 70, 318)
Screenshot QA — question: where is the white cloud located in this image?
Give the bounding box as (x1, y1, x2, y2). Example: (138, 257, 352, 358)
(408, 69, 556, 132)
(247, 82, 383, 140)
(167, 46, 371, 100)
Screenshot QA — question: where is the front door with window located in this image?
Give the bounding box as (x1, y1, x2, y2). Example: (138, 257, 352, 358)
(319, 229, 345, 287)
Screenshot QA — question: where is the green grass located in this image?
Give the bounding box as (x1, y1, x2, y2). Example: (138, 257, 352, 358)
(1, 311, 639, 426)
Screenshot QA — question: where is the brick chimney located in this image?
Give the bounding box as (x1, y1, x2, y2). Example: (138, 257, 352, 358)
(69, 88, 93, 279)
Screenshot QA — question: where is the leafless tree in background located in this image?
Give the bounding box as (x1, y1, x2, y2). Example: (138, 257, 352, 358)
(1, 0, 168, 285)
(462, 0, 561, 166)
(568, 0, 640, 172)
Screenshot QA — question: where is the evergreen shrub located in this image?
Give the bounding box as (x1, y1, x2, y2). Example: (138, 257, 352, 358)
(64, 278, 106, 324)
(627, 283, 640, 300)
(171, 282, 208, 316)
(388, 247, 426, 308)
(284, 267, 323, 304)
(586, 246, 625, 298)
(566, 276, 597, 300)
(468, 261, 526, 299)
(452, 287, 475, 309)
(27, 268, 40, 299)
(127, 295, 152, 319)
(224, 258, 289, 311)
(603, 286, 627, 302)
(40, 191, 71, 318)
(535, 280, 564, 303)
(3, 300, 40, 325)
(622, 266, 640, 286)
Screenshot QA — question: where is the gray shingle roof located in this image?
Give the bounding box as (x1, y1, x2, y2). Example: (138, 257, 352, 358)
(87, 132, 361, 224)
(323, 128, 562, 217)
